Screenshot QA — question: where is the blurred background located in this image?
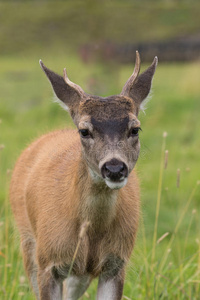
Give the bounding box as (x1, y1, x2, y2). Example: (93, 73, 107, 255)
(0, 1, 200, 299)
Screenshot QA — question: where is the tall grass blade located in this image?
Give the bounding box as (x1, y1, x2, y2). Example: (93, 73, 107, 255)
(151, 132, 167, 265)
(159, 182, 199, 273)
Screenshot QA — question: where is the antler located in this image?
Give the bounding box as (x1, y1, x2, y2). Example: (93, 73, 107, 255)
(121, 51, 141, 96)
(63, 68, 86, 98)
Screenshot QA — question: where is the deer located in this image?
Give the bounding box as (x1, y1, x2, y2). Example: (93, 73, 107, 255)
(10, 51, 158, 300)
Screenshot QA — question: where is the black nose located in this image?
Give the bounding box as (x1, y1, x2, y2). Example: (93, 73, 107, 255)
(101, 159, 128, 182)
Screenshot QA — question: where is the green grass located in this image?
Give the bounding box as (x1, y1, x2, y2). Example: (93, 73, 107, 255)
(0, 54, 200, 299)
(0, 1, 200, 55)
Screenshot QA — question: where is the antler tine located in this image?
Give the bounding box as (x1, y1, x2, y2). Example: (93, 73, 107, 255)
(63, 68, 86, 97)
(131, 50, 141, 82)
(63, 68, 68, 82)
(121, 51, 141, 96)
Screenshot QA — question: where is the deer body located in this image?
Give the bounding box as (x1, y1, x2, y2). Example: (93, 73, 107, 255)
(10, 52, 157, 299)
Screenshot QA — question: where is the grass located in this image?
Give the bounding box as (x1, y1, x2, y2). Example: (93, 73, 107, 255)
(1, 1, 200, 55)
(0, 53, 200, 299)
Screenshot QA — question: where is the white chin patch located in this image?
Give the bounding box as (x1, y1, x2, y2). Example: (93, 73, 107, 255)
(105, 178, 128, 190)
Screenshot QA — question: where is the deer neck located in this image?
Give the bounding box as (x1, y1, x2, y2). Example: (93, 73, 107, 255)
(77, 155, 119, 230)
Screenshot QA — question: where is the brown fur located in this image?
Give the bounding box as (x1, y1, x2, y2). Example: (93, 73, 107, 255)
(10, 130, 139, 272)
(10, 53, 157, 300)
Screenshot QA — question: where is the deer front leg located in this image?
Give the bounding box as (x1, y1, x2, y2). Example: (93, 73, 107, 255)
(97, 270, 125, 300)
(97, 255, 125, 300)
(37, 268, 63, 300)
(65, 275, 92, 300)
(21, 235, 40, 299)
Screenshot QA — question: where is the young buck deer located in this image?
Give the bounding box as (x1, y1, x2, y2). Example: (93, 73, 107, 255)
(10, 51, 157, 300)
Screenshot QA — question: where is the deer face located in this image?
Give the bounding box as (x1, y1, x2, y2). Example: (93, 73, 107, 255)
(40, 52, 157, 189)
(77, 96, 141, 189)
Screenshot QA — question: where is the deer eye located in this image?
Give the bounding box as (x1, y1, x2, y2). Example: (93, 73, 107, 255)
(79, 129, 91, 138)
(129, 127, 141, 137)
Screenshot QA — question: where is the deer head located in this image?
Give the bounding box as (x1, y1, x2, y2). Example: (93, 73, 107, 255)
(40, 51, 158, 189)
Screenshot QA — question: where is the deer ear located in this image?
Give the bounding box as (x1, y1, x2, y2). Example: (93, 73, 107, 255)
(121, 52, 158, 112)
(39, 60, 86, 117)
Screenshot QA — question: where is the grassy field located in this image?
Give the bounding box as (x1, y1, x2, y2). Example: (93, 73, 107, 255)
(0, 53, 200, 299)
(1, 1, 200, 55)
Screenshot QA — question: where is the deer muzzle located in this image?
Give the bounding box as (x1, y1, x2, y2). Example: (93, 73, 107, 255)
(101, 158, 128, 189)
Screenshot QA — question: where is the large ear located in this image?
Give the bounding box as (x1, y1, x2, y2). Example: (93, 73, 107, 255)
(121, 51, 158, 113)
(40, 60, 87, 119)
